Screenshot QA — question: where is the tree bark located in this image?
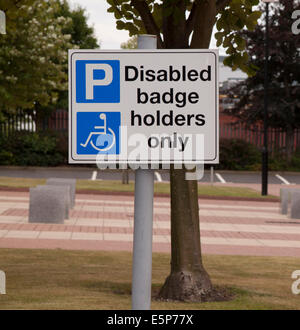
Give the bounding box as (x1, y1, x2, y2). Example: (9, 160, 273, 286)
(122, 169, 129, 184)
(34, 104, 46, 132)
(158, 167, 212, 301)
(190, 0, 216, 49)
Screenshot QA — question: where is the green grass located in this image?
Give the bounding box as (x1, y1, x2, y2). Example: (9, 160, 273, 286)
(0, 177, 45, 188)
(0, 249, 299, 310)
(197, 185, 275, 199)
(0, 176, 277, 199)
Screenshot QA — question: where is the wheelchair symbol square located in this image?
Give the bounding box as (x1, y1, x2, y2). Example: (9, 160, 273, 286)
(77, 112, 120, 155)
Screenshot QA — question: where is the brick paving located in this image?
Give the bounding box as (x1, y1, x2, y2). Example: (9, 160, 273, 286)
(0, 190, 300, 257)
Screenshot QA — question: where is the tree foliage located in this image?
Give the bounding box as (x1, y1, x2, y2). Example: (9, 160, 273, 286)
(107, 0, 261, 75)
(57, 0, 99, 49)
(226, 0, 300, 130)
(0, 0, 72, 113)
(0, 0, 99, 115)
(0, 0, 34, 32)
(52, 0, 99, 110)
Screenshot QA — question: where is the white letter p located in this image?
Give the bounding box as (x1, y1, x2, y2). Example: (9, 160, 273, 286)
(85, 63, 113, 100)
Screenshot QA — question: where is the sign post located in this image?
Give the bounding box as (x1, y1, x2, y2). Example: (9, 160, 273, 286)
(131, 35, 156, 310)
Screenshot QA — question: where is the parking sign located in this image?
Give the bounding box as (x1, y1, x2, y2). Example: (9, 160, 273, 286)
(69, 50, 218, 164)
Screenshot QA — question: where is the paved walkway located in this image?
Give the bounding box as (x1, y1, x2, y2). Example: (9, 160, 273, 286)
(0, 191, 300, 257)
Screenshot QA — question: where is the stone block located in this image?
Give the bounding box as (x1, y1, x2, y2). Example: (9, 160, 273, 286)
(36, 185, 70, 219)
(46, 178, 76, 208)
(280, 188, 290, 215)
(29, 187, 66, 224)
(280, 188, 300, 215)
(290, 191, 300, 219)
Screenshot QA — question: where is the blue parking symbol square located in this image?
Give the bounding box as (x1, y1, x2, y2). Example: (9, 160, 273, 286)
(77, 112, 120, 155)
(76, 60, 120, 103)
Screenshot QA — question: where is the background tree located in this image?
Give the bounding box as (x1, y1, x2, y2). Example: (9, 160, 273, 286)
(0, 0, 99, 123)
(51, 0, 99, 111)
(106, 0, 261, 301)
(0, 0, 72, 116)
(121, 35, 137, 49)
(0, 0, 34, 33)
(225, 0, 300, 160)
(58, 0, 99, 49)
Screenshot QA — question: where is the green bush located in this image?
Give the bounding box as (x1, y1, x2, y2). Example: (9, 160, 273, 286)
(268, 153, 288, 171)
(1, 132, 300, 170)
(54, 131, 68, 164)
(289, 150, 300, 171)
(217, 139, 300, 171)
(267, 151, 300, 171)
(0, 131, 65, 166)
(0, 150, 14, 165)
(217, 138, 261, 170)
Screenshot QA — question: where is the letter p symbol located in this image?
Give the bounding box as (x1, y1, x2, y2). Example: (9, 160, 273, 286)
(86, 63, 113, 100)
(76, 60, 120, 103)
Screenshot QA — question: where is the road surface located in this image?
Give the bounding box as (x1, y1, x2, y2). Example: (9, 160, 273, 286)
(0, 166, 300, 184)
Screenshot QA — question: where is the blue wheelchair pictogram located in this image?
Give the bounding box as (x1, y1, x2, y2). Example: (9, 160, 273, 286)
(77, 112, 120, 155)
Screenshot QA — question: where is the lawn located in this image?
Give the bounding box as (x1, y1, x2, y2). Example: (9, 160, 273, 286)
(0, 176, 277, 199)
(0, 249, 299, 310)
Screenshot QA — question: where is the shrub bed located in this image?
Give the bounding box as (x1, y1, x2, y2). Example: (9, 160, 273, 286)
(0, 131, 66, 166)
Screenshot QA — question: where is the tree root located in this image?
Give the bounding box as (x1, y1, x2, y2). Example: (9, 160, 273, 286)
(157, 271, 232, 302)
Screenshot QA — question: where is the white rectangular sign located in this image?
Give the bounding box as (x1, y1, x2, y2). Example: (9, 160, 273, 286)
(69, 49, 219, 164)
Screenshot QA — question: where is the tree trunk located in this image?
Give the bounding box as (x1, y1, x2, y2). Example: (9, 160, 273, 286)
(35, 109, 45, 132)
(122, 169, 129, 184)
(158, 167, 212, 301)
(34, 103, 49, 132)
(157, 0, 216, 301)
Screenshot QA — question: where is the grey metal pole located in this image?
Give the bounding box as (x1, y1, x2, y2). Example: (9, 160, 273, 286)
(132, 169, 154, 310)
(131, 34, 157, 310)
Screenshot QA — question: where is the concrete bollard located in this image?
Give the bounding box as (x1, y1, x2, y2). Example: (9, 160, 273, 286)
(280, 188, 300, 215)
(36, 185, 70, 219)
(29, 187, 66, 224)
(46, 178, 76, 208)
(290, 191, 300, 219)
(280, 188, 290, 215)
